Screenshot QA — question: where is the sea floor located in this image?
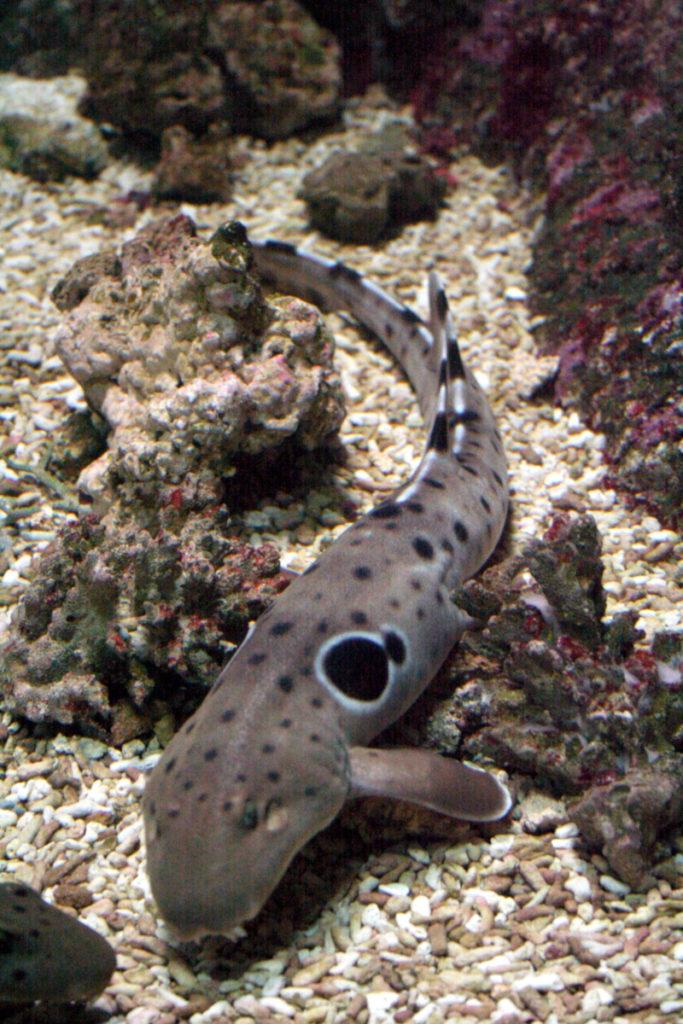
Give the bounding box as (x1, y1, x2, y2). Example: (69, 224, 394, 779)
(0, 89, 681, 1023)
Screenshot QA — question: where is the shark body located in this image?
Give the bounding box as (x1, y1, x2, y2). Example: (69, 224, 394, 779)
(143, 238, 512, 938)
(0, 881, 115, 1003)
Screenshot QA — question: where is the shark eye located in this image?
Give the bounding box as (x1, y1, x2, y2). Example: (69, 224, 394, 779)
(321, 635, 389, 701)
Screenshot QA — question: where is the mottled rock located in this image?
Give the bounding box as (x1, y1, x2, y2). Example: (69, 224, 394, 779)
(301, 124, 446, 243)
(0, 73, 107, 181)
(76, 0, 340, 145)
(406, 514, 683, 887)
(52, 216, 344, 506)
(154, 124, 233, 203)
(0, 218, 345, 741)
(0, 512, 291, 741)
(570, 760, 683, 889)
(208, 0, 341, 140)
(411, 0, 683, 529)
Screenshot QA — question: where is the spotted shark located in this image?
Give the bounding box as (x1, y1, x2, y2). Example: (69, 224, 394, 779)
(0, 881, 116, 1003)
(143, 237, 512, 938)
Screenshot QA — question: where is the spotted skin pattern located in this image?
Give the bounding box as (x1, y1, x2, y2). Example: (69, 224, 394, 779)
(0, 882, 116, 1003)
(143, 238, 512, 938)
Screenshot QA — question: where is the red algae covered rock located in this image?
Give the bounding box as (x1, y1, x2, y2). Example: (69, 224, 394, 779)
(411, 0, 683, 530)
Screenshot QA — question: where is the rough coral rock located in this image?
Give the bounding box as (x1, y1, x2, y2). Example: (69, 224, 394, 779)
(52, 216, 345, 507)
(399, 514, 683, 888)
(0, 218, 345, 742)
(300, 124, 446, 243)
(0, 73, 108, 181)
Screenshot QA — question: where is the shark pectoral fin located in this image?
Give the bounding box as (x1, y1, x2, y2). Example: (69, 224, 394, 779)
(349, 746, 512, 823)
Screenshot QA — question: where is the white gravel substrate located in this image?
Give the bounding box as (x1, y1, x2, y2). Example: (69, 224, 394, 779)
(1, 87, 681, 1022)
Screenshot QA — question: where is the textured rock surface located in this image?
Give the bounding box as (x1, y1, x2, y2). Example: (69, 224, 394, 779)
(52, 216, 345, 507)
(153, 123, 233, 203)
(300, 124, 446, 243)
(0, 73, 108, 181)
(410, 0, 683, 530)
(404, 514, 683, 888)
(0, 218, 344, 742)
(76, 0, 340, 145)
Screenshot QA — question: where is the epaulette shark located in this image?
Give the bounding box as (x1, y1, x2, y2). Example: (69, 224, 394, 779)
(143, 237, 512, 938)
(0, 881, 116, 1003)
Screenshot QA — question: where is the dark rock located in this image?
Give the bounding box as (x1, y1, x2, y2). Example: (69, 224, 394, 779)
(569, 760, 683, 889)
(399, 513, 683, 887)
(411, 0, 683, 530)
(153, 124, 233, 203)
(0, 74, 108, 182)
(76, 0, 340, 146)
(207, 0, 341, 140)
(300, 125, 446, 243)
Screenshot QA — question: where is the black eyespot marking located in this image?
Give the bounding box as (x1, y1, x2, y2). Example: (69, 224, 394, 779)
(413, 536, 434, 559)
(164, 757, 176, 774)
(271, 621, 293, 636)
(411, 579, 422, 591)
(184, 720, 195, 734)
(262, 743, 275, 754)
(317, 619, 329, 634)
(223, 799, 233, 812)
(406, 501, 424, 513)
(480, 495, 491, 513)
(267, 770, 280, 782)
(310, 733, 320, 742)
(198, 792, 208, 803)
(385, 321, 394, 338)
(435, 590, 444, 604)
(168, 808, 179, 819)
(183, 779, 193, 791)
(383, 521, 398, 531)
(384, 630, 406, 665)
(460, 462, 479, 477)
(322, 635, 389, 701)
(204, 748, 218, 762)
(240, 800, 258, 830)
(417, 607, 425, 620)
(305, 786, 318, 797)
(442, 538, 454, 553)
(330, 261, 362, 283)
(423, 476, 445, 489)
(351, 610, 368, 625)
(492, 470, 504, 487)
(300, 665, 312, 677)
(278, 675, 294, 693)
(354, 566, 372, 580)
(349, 538, 363, 546)
(311, 696, 323, 707)
(389, 598, 400, 608)
(236, 772, 246, 783)
(428, 411, 448, 452)
(220, 709, 235, 723)
(371, 502, 402, 519)
(454, 520, 469, 543)
(280, 718, 292, 728)
(248, 652, 266, 666)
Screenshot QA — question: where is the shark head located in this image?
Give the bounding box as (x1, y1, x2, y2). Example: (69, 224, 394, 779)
(143, 683, 350, 938)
